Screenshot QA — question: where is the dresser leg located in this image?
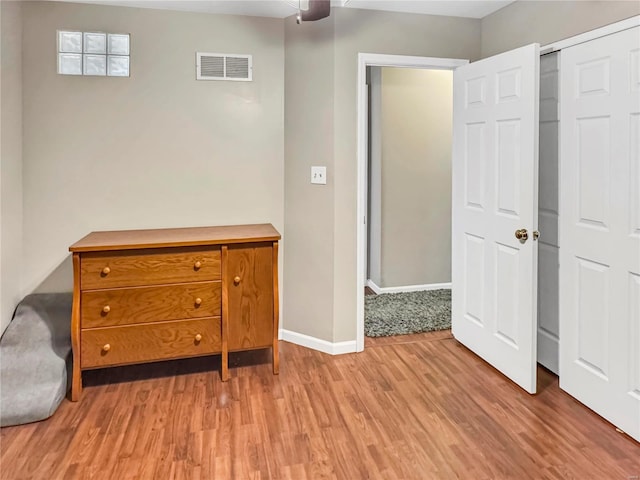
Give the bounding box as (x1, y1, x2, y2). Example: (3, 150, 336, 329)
(71, 368, 82, 401)
(70, 252, 82, 401)
(221, 244, 230, 382)
(272, 241, 279, 376)
(272, 343, 279, 375)
(221, 353, 229, 382)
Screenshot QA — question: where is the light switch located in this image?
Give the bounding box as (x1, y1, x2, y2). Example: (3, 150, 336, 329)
(311, 166, 327, 185)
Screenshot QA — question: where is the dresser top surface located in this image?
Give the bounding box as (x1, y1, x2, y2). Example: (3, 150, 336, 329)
(70, 224, 281, 252)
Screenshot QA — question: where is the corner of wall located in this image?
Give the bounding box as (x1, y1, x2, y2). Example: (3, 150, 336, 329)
(0, 0, 24, 336)
(283, 14, 337, 343)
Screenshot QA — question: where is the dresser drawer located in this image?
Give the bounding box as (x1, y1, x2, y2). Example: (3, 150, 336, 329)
(81, 317, 221, 368)
(81, 247, 220, 289)
(81, 281, 221, 328)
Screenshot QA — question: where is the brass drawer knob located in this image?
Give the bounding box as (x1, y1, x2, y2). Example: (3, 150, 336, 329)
(234, 276, 241, 285)
(102, 343, 111, 352)
(102, 266, 111, 275)
(194, 261, 202, 270)
(194, 334, 202, 342)
(102, 305, 111, 314)
(194, 297, 202, 306)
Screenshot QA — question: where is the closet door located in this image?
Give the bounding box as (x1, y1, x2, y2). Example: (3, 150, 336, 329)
(559, 26, 640, 442)
(452, 44, 540, 394)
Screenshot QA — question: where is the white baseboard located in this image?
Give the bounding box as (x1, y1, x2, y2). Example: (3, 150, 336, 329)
(366, 279, 451, 294)
(366, 279, 383, 294)
(279, 329, 357, 355)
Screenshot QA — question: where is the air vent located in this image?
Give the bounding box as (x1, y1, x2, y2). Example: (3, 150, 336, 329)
(196, 52, 252, 81)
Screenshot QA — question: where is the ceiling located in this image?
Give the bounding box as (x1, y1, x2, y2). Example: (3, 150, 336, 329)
(340, 1, 514, 19)
(50, 0, 516, 19)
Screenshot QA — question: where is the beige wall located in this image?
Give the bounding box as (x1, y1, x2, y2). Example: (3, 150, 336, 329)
(284, 14, 335, 340)
(0, 0, 23, 336)
(378, 67, 452, 288)
(21, 2, 284, 299)
(481, 1, 640, 57)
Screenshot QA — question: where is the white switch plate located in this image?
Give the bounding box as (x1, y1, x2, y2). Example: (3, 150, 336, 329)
(311, 166, 327, 185)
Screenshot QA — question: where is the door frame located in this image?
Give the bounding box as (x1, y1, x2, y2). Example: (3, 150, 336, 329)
(356, 53, 468, 352)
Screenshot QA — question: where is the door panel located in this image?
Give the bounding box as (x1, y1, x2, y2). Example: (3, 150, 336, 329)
(227, 244, 274, 351)
(452, 43, 540, 394)
(559, 26, 640, 442)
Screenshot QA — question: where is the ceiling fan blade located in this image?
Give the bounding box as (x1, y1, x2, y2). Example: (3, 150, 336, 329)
(300, 0, 330, 21)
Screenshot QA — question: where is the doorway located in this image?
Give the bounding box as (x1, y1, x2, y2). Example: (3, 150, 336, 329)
(366, 66, 453, 292)
(364, 65, 454, 339)
(356, 54, 468, 352)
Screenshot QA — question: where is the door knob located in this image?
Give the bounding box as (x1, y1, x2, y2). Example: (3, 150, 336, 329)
(515, 228, 528, 242)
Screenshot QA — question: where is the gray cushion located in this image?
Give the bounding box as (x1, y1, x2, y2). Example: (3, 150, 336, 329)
(0, 293, 72, 427)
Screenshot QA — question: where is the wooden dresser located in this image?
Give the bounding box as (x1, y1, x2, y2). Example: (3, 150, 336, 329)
(69, 224, 280, 401)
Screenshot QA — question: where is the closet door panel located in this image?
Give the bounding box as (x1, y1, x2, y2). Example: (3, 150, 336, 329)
(559, 26, 640, 442)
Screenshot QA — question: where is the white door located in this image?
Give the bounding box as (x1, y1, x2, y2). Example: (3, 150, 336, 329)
(559, 26, 640, 442)
(452, 43, 540, 394)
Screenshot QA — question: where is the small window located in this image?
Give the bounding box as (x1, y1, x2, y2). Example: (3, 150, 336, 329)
(57, 31, 130, 77)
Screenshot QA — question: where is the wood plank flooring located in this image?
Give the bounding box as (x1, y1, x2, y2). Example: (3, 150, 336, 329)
(1, 332, 638, 479)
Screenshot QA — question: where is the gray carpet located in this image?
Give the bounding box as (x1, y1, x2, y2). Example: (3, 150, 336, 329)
(365, 289, 451, 337)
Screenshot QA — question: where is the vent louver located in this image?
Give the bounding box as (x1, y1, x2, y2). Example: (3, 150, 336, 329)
(196, 52, 252, 81)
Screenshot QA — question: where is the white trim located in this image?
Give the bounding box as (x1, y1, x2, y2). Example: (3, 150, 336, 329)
(280, 329, 357, 355)
(367, 279, 452, 294)
(359, 53, 469, 70)
(357, 53, 468, 353)
(366, 279, 383, 295)
(541, 15, 639, 54)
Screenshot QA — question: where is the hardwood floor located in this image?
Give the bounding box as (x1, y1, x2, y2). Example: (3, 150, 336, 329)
(1, 332, 638, 479)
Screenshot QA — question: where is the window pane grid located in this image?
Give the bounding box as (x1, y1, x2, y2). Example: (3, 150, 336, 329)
(57, 31, 129, 77)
